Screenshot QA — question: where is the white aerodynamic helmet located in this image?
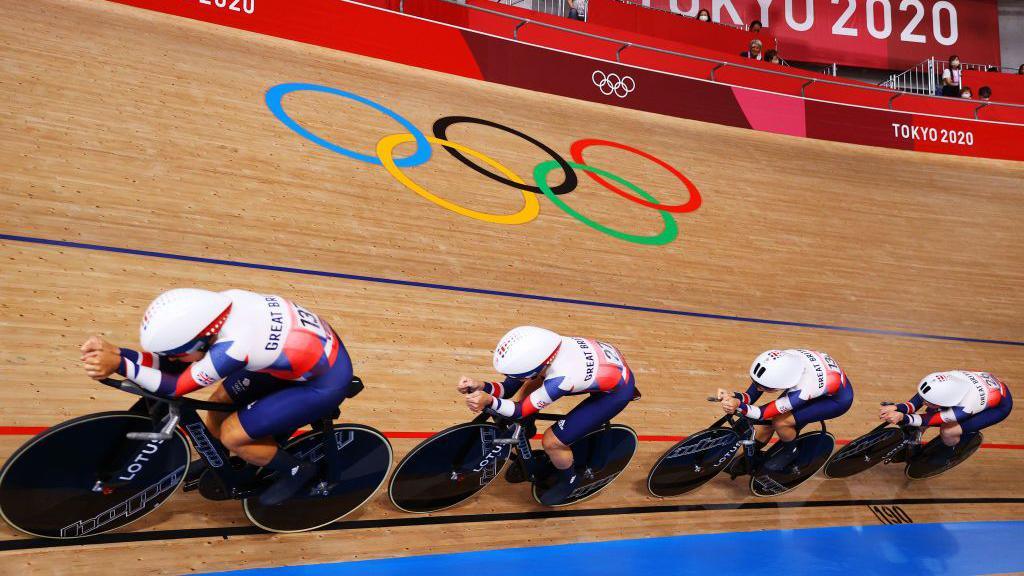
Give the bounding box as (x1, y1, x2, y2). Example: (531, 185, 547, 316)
(493, 326, 562, 379)
(749, 350, 804, 390)
(140, 288, 232, 356)
(917, 372, 970, 407)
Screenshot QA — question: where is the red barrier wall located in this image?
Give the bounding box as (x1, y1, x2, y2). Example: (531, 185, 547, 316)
(102, 0, 1022, 161)
(962, 71, 1024, 106)
(587, 0, 763, 57)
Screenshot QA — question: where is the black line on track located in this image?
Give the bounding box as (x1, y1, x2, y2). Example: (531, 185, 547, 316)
(3, 497, 1023, 551)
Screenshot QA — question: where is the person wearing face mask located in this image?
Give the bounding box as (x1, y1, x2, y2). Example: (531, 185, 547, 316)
(960, 86, 973, 99)
(696, 8, 710, 22)
(941, 55, 962, 97)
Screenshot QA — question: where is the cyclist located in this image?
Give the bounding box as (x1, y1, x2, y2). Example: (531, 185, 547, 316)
(880, 371, 1012, 463)
(80, 287, 356, 506)
(459, 326, 636, 506)
(718, 349, 853, 471)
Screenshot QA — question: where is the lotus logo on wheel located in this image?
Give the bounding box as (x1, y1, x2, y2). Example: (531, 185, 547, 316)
(592, 71, 635, 98)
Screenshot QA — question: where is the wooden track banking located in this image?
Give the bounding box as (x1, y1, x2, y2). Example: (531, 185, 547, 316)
(1, 0, 1022, 573)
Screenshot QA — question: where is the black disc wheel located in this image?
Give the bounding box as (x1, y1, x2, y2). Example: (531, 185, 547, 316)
(824, 426, 906, 479)
(243, 424, 392, 532)
(647, 427, 741, 498)
(750, 431, 835, 497)
(388, 422, 511, 513)
(0, 411, 190, 539)
(533, 424, 638, 507)
(906, 431, 983, 480)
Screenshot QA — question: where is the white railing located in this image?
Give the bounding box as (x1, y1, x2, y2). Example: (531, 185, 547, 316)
(532, 0, 568, 17)
(882, 59, 1016, 96)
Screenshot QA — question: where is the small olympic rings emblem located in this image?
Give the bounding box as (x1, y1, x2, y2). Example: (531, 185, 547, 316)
(591, 71, 635, 98)
(265, 83, 699, 246)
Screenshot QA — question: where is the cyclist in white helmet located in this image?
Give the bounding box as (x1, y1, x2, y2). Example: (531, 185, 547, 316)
(459, 326, 637, 506)
(880, 371, 1012, 463)
(717, 349, 854, 471)
(80, 288, 357, 505)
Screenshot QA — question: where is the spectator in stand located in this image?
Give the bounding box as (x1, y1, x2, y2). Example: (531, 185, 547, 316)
(697, 8, 711, 22)
(741, 39, 763, 60)
(567, 0, 587, 21)
(1019, 64, 1024, 75)
(940, 55, 962, 97)
(986, 66, 998, 72)
(764, 49, 781, 65)
(959, 87, 973, 99)
(979, 86, 991, 101)
(748, 20, 763, 33)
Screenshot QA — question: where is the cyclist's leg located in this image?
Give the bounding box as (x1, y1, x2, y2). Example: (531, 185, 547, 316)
(221, 358, 354, 463)
(546, 374, 635, 465)
(790, 384, 854, 433)
(752, 424, 775, 444)
(226, 348, 355, 505)
(204, 371, 272, 439)
(940, 389, 1013, 446)
(765, 385, 852, 471)
(539, 374, 634, 504)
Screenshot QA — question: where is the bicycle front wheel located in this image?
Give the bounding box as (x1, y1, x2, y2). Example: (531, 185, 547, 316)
(0, 411, 190, 539)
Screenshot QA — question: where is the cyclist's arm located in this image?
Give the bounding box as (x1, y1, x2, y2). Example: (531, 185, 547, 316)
(739, 389, 800, 419)
(734, 382, 764, 405)
(482, 376, 528, 399)
(739, 381, 835, 420)
(902, 407, 970, 427)
(119, 349, 190, 375)
(117, 341, 246, 396)
(490, 376, 569, 419)
(893, 394, 924, 415)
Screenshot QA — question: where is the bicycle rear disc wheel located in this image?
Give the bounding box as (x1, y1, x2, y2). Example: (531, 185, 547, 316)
(534, 424, 638, 507)
(906, 432, 983, 480)
(824, 427, 904, 479)
(751, 431, 834, 497)
(388, 422, 511, 513)
(243, 424, 393, 533)
(647, 427, 741, 498)
(0, 411, 190, 539)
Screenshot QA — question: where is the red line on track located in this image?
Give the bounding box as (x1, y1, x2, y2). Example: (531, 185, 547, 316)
(0, 427, 47, 435)
(2, 426, 1022, 450)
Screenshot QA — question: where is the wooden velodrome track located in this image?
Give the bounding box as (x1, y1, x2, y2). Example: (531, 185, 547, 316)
(2, 0, 1023, 573)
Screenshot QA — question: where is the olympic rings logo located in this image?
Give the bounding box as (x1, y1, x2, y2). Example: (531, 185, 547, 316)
(592, 71, 635, 99)
(265, 83, 700, 246)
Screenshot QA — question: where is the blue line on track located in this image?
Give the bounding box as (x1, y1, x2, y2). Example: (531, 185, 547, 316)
(203, 521, 1024, 576)
(2, 232, 1021, 347)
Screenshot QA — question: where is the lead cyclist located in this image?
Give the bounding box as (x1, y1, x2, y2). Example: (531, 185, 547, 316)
(80, 288, 357, 506)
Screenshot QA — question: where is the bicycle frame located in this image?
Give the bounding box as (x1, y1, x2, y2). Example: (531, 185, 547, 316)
(487, 411, 565, 481)
(98, 378, 258, 496)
